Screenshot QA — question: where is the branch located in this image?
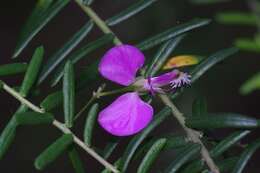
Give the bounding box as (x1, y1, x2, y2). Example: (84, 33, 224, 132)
(1, 82, 119, 173)
(74, 2, 220, 172)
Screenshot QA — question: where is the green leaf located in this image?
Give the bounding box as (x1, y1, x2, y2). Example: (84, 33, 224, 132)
(19, 46, 44, 97)
(202, 157, 239, 173)
(231, 138, 260, 173)
(192, 97, 207, 117)
(35, 134, 74, 170)
(164, 143, 201, 173)
(50, 34, 114, 86)
(15, 111, 54, 125)
(101, 158, 122, 173)
(186, 113, 259, 129)
(118, 107, 171, 172)
(181, 130, 250, 173)
(106, 0, 158, 26)
(38, 21, 93, 84)
(63, 61, 75, 128)
(0, 63, 28, 76)
(145, 35, 185, 77)
(102, 139, 120, 159)
(235, 38, 260, 53)
(0, 105, 27, 159)
(137, 18, 210, 51)
(40, 90, 63, 111)
(83, 0, 95, 5)
(240, 72, 260, 95)
(13, 0, 70, 58)
(84, 103, 99, 146)
(68, 146, 85, 173)
(216, 12, 257, 26)
(191, 47, 238, 83)
(137, 138, 166, 173)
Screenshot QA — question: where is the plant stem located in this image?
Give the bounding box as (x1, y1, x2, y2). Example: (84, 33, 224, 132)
(2, 82, 119, 173)
(159, 94, 220, 173)
(72, 2, 220, 173)
(74, 0, 122, 45)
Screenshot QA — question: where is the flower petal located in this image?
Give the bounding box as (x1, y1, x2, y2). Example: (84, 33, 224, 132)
(99, 45, 145, 86)
(98, 92, 153, 136)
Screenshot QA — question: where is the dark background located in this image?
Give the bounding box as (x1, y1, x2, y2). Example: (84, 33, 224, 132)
(0, 0, 260, 172)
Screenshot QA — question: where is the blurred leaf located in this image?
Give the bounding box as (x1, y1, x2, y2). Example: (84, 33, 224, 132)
(145, 35, 185, 77)
(186, 113, 259, 129)
(192, 97, 207, 117)
(19, 46, 44, 97)
(164, 143, 201, 173)
(83, 0, 94, 5)
(137, 18, 210, 51)
(190, 0, 231, 4)
(106, 0, 158, 26)
(191, 47, 238, 83)
(163, 55, 200, 70)
(235, 38, 260, 53)
(40, 90, 63, 111)
(13, 0, 70, 58)
(231, 138, 260, 173)
(84, 103, 98, 146)
(181, 130, 250, 173)
(118, 107, 171, 172)
(51, 34, 114, 86)
(0, 63, 27, 76)
(102, 139, 120, 159)
(38, 21, 93, 84)
(202, 157, 239, 173)
(68, 146, 85, 173)
(35, 134, 74, 170)
(15, 111, 54, 125)
(137, 138, 166, 173)
(0, 105, 27, 159)
(63, 61, 75, 128)
(216, 12, 257, 26)
(240, 72, 260, 95)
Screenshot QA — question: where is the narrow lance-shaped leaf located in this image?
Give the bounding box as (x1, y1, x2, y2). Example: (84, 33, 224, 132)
(0, 63, 28, 76)
(68, 146, 85, 173)
(63, 61, 75, 128)
(102, 138, 120, 159)
(19, 46, 44, 97)
(50, 34, 114, 86)
(240, 72, 260, 95)
(13, 0, 70, 58)
(231, 138, 260, 173)
(186, 113, 260, 129)
(0, 105, 27, 159)
(202, 157, 239, 173)
(181, 130, 251, 173)
(164, 143, 201, 173)
(118, 107, 171, 172)
(192, 97, 207, 117)
(137, 138, 166, 173)
(145, 35, 185, 77)
(15, 111, 54, 125)
(84, 103, 99, 146)
(83, 0, 95, 5)
(235, 38, 260, 53)
(136, 18, 210, 51)
(216, 12, 257, 26)
(40, 90, 63, 112)
(38, 21, 93, 84)
(106, 0, 158, 26)
(34, 134, 74, 170)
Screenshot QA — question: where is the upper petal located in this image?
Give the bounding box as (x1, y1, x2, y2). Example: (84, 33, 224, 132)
(99, 45, 145, 86)
(98, 92, 153, 136)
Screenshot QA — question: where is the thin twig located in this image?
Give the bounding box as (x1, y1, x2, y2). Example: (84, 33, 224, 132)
(74, 2, 220, 172)
(2, 82, 119, 173)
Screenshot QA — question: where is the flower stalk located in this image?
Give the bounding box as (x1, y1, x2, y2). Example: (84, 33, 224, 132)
(76, 2, 220, 172)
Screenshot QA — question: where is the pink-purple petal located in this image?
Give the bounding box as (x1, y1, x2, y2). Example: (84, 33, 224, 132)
(98, 45, 145, 86)
(98, 92, 153, 136)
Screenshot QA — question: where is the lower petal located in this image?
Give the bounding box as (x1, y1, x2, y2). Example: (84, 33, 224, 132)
(98, 92, 153, 136)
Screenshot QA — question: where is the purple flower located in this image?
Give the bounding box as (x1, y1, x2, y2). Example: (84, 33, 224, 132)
(98, 45, 190, 136)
